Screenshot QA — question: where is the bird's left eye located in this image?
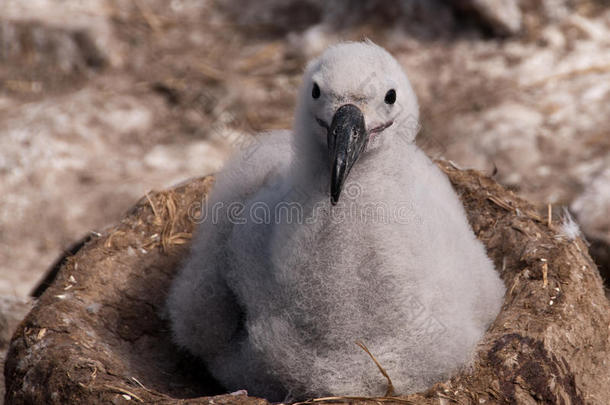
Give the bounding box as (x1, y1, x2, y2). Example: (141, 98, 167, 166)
(384, 89, 396, 105)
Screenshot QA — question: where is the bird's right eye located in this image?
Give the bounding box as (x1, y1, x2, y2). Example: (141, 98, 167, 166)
(312, 82, 321, 99)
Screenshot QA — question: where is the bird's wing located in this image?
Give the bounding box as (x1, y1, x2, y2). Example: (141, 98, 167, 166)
(167, 131, 292, 359)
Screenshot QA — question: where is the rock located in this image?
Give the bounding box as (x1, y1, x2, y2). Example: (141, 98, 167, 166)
(4, 166, 609, 404)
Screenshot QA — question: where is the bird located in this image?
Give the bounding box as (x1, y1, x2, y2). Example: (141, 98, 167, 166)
(166, 41, 505, 402)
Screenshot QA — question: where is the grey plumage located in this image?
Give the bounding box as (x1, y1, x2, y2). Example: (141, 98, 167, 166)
(167, 41, 505, 401)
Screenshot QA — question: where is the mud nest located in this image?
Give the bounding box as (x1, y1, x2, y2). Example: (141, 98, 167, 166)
(5, 162, 610, 404)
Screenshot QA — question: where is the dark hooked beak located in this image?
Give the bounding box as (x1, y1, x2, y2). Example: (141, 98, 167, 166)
(327, 104, 368, 205)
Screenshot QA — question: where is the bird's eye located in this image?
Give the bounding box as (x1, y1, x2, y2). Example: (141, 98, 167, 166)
(384, 89, 396, 105)
(312, 82, 321, 99)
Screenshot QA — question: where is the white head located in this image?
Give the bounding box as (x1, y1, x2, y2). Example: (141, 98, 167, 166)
(293, 41, 419, 204)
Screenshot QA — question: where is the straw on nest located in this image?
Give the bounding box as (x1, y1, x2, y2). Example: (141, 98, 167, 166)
(5, 162, 610, 404)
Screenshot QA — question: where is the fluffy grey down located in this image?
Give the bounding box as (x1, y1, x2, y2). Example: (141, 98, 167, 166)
(167, 41, 506, 402)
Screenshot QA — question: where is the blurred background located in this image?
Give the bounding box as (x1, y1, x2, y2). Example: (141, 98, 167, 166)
(0, 0, 609, 397)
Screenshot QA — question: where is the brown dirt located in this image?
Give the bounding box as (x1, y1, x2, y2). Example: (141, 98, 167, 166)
(5, 162, 609, 404)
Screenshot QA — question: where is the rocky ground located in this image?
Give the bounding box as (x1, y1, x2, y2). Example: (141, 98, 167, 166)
(1, 0, 609, 401)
